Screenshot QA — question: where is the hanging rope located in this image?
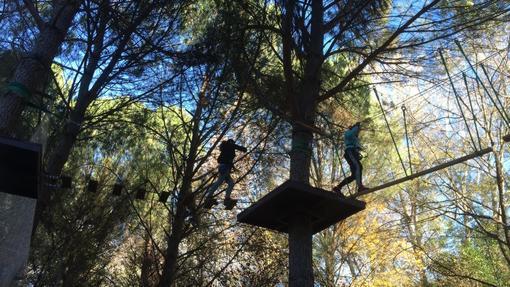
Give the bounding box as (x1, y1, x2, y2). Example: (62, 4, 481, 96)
(401, 105, 413, 175)
(370, 49, 501, 119)
(480, 64, 510, 125)
(462, 73, 483, 150)
(438, 49, 478, 151)
(455, 40, 510, 128)
(374, 88, 408, 176)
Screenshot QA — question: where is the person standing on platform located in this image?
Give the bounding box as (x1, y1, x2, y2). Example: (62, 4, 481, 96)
(333, 122, 368, 196)
(205, 139, 247, 209)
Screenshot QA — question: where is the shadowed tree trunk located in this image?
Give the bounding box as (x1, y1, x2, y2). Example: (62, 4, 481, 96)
(141, 234, 158, 287)
(286, 0, 323, 286)
(34, 1, 157, 230)
(0, 1, 81, 286)
(158, 76, 209, 287)
(0, 0, 81, 136)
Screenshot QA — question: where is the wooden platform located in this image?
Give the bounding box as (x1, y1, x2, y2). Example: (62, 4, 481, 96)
(237, 180, 365, 234)
(0, 137, 41, 199)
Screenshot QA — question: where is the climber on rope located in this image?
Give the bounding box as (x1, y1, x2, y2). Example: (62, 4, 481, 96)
(205, 139, 247, 210)
(333, 122, 368, 196)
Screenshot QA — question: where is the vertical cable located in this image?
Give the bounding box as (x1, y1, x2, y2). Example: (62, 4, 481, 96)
(374, 88, 408, 176)
(462, 73, 483, 150)
(455, 40, 510, 128)
(439, 48, 478, 151)
(401, 105, 413, 175)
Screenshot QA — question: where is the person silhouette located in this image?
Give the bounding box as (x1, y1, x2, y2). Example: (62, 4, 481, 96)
(205, 139, 247, 209)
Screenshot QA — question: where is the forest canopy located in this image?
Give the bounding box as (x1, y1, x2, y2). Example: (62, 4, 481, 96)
(0, 0, 509, 286)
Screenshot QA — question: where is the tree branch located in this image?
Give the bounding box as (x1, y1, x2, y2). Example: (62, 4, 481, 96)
(319, 0, 442, 102)
(23, 0, 45, 30)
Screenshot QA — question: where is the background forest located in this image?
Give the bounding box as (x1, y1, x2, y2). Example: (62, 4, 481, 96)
(0, 0, 510, 286)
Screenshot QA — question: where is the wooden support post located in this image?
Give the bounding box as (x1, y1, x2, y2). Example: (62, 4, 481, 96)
(288, 214, 313, 287)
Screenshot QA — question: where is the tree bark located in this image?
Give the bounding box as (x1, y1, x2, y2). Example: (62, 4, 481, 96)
(158, 76, 209, 287)
(141, 234, 156, 287)
(0, 0, 81, 137)
(289, 214, 313, 287)
(286, 1, 323, 286)
(0, 2, 80, 286)
(494, 150, 510, 266)
(33, 2, 147, 230)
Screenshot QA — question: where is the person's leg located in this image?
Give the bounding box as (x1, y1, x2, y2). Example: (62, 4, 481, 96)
(346, 149, 361, 185)
(333, 150, 356, 192)
(206, 167, 227, 198)
(347, 150, 365, 190)
(355, 155, 363, 187)
(223, 172, 235, 201)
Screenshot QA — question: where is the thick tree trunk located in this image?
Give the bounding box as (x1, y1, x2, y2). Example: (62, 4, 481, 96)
(288, 126, 315, 287)
(141, 234, 156, 287)
(158, 204, 187, 287)
(0, 2, 80, 286)
(289, 214, 313, 287)
(494, 150, 510, 266)
(287, 0, 323, 286)
(32, 99, 89, 230)
(158, 154, 198, 286)
(33, 1, 127, 229)
(0, 0, 80, 136)
(289, 129, 313, 183)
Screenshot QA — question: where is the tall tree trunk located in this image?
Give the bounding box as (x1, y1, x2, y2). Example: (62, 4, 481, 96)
(158, 76, 208, 287)
(33, 1, 142, 229)
(141, 234, 156, 287)
(0, 0, 80, 136)
(32, 103, 89, 229)
(158, 203, 187, 287)
(494, 150, 510, 266)
(0, 2, 80, 286)
(287, 0, 323, 286)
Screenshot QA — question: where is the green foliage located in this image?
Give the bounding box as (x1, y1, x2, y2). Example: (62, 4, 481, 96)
(432, 237, 510, 286)
(28, 98, 185, 285)
(12, 0, 510, 286)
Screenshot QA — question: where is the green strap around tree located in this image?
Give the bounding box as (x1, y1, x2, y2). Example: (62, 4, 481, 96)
(1, 82, 61, 118)
(292, 137, 312, 154)
(5, 82, 32, 98)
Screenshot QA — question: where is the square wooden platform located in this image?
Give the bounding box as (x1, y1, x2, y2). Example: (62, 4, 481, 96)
(237, 180, 365, 234)
(0, 137, 41, 199)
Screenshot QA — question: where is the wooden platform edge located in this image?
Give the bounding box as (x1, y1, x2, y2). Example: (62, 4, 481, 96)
(237, 180, 366, 224)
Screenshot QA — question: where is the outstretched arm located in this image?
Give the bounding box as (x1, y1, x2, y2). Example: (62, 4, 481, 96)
(234, 144, 247, 152)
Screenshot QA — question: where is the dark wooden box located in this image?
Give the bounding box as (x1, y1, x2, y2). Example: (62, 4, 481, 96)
(0, 137, 41, 199)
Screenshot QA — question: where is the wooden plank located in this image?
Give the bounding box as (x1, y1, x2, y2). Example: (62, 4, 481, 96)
(351, 147, 493, 198)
